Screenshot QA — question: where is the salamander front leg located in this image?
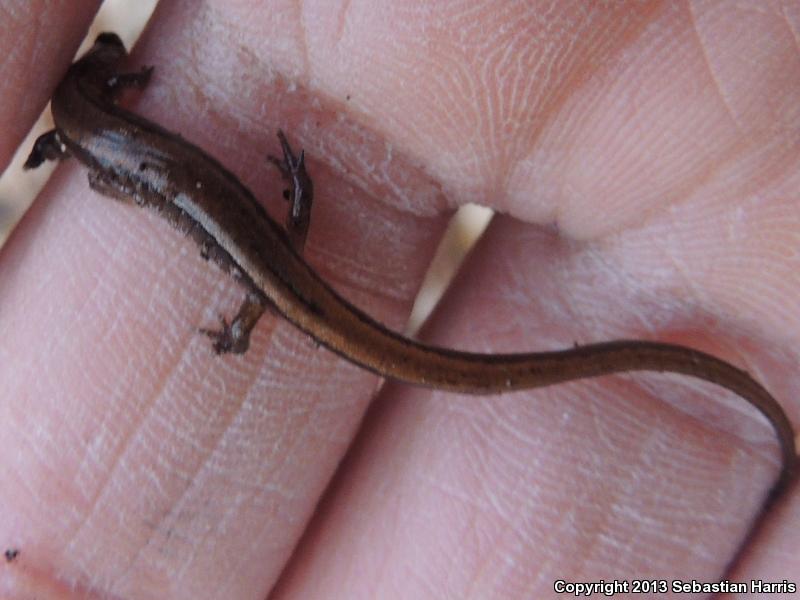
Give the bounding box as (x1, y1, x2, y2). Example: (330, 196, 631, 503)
(268, 130, 314, 254)
(200, 293, 267, 354)
(106, 65, 153, 94)
(23, 130, 70, 170)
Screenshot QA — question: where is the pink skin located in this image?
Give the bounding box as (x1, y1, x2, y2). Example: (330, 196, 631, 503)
(0, 1, 100, 169)
(1, 1, 799, 598)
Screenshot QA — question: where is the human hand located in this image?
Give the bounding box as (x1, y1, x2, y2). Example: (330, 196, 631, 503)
(1, 2, 798, 598)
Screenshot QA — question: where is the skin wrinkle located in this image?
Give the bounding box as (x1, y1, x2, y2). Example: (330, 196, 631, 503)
(548, 1, 792, 239)
(609, 132, 733, 241)
(313, 250, 414, 316)
(391, 9, 506, 182)
(13, 425, 61, 516)
(310, 89, 452, 218)
(50, 216, 122, 351)
(466, 534, 504, 597)
(783, 3, 800, 53)
(476, 22, 511, 180)
(333, 0, 351, 45)
(579, 494, 633, 571)
(651, 228, 710, 309)
(549, 502, 589, 570)
(64, 309, 221, 589)
(688, 1, 746, 133)
(498, 52, 546, 193)
(486, 53, 524, 194)
(552, 244, 637, 334)
(290, 0, 311, 78)
(601, 421, 724, 555)
(328, 130, 445, 215)
(412, 564, 443, 600)
(514, 13, 668, 231)
(585, 390, 628, 459)
(367, 519, 396, 596)
(33, 270, 175, 563)
(591, 404, 649, 474)
(145, 354, 260, 577)
(421, 474, 490, 530)
(598, 219, 727, 340)
(166, 492, 220, 589)
(652, 179, 796, 342)
(481, 404, 542, 474)
(170, 535, 207, 595)
(216, 519, 272, 599)
(490, 509, 548, 583)
(318, 195, 435, 300)
(112, 245, 186, 352)
(450, 406, 564, 518)
(385, 41, 465, 168)
(444, 520, 481, 596)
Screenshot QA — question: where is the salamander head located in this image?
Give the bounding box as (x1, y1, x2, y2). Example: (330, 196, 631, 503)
(88, 32, 127, 65)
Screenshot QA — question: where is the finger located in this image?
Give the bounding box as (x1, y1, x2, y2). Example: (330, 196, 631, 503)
(274, 218, 792, 597)
(0, 1, 101, 170)
(269, 0, 800, 596)
(0, 3, 452, 599)
(722, 487, 800, 597)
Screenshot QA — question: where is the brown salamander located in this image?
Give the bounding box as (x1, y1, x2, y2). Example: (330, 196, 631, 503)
(24, 33, 796, 492)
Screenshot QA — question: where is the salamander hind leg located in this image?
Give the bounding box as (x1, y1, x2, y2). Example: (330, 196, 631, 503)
(268, 130, 314, 254)
(200, 293, 267, 354)
(87, 169, 141, 205)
